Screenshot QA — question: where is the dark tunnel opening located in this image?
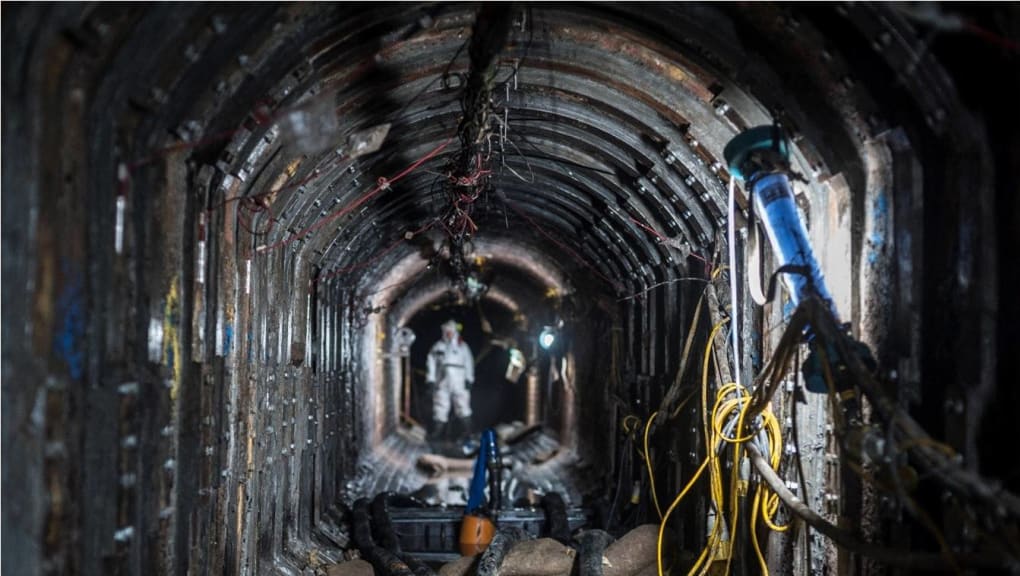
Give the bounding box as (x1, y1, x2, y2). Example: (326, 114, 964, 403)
(3, 3, 1020, 575)
(404, 297, 527, 433)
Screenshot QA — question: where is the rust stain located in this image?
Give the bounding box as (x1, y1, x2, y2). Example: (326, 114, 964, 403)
(164, 276, 182, 400)
(33, 41, 76, 360)
(261, 157, 304, 208)
(34, 245, 56, 357)
(526, 58, 693, 131)
(234, 397, 256, 565)
(552, 24, 716, 102)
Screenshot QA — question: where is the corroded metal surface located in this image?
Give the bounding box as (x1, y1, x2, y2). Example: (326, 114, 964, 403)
(3, 3, 1013, 576)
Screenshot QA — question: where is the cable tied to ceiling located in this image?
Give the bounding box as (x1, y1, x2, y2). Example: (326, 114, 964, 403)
(438, 4, 515, 294)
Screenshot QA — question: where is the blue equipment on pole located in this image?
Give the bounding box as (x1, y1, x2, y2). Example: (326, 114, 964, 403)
(724, 126, 873, 402)
(466, 428, 500, 513)
(461, 428, 499, 555)
(724, 126, 840, 322)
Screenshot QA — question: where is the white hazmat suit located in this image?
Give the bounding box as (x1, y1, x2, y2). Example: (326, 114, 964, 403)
(426, 320, 474, 438)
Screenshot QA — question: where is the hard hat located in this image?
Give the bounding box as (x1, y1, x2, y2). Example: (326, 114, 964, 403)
(441, 319, 460, 332)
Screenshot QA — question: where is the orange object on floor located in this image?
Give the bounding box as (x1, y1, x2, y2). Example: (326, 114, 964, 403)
(459, 514, 496, 556)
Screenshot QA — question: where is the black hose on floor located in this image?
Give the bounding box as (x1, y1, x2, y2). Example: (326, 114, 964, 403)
(370, 493, 403, 552)
(370, 493, 436, 576)
(574, 530, 616, 576)
(351, 498, 415, 576)
(477, 526, 528, 576)
(540, 492, 571, 544)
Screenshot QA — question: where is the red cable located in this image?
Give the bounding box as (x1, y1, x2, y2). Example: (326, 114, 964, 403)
(628, 214, 712, 277)
(312, 219, 438, 286)
(687, 251, 713, 278)
(504, 200, 623, 292)
(964, 21, 1020, 52)
(628, 216, 667, 241)
(257, 138, 452, 255)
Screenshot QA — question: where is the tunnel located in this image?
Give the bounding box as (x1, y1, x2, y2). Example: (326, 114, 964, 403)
(3, 3, 1019, 575)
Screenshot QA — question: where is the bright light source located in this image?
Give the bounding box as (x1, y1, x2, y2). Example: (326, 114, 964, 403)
(539, 327, 557, 350)
(465, 275, 487, 301)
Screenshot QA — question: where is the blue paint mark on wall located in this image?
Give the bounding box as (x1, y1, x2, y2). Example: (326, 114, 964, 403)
(783, 299, 795, 321)
(750, 328, 763, 373)
(53, 267, 86, 381)
(224, 323, 234, 354)
(867, 192, 889, 266)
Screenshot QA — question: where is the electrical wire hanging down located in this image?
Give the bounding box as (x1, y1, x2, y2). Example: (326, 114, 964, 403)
(122, 88, 386, 180)
(119, 112, 396, 275)
(648, 317, 787, 576)
(438, 4, 514, 294)
(727, 175, 743, 388)
(115, 67, 398, 261)
(738, 298, 1020, 571)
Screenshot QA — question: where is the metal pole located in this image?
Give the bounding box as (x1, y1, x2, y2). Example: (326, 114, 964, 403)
(525, 366, 540, 427)
(402, 356, 411, 422)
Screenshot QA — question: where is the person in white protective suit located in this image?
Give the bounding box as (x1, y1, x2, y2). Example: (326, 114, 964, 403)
(426, 319, 475, 442)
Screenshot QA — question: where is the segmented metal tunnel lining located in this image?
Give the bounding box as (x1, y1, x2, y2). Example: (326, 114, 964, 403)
(9, 2, 1012, 574)
(209, 3, 821, 300)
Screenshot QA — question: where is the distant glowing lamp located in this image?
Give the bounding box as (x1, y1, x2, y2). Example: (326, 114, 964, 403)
(539, 327, 557, 350)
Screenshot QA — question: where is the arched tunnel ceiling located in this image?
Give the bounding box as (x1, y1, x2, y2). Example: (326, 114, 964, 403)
(107, 2, 903, 302)
(7, 3, 1020, 575)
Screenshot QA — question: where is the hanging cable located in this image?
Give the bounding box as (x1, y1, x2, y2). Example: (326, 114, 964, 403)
(256, 138, 452, 254)
(727, 175, 742, 387)
(313, 219, 438, 286)
(657, 457, 709, 576)
(644, 411, 663, 520)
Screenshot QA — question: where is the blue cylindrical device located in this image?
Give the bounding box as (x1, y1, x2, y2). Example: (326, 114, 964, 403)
(750, 173, 840, 322)
(724, 125, 840, 322)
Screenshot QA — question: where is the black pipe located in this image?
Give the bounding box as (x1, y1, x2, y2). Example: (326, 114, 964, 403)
(351, 498, 415, 576)
(370, 493, 436, 576)
(476, 526, 528, 576)
(574, 530, 616, 576)
(540, 492, 572, 544)
(370, 493, 403, 553)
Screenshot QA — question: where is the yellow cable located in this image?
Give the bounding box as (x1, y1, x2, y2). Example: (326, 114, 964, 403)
(694, 319, 790, 575)
(701, 323, 729, 468)
(751, 486, 770, 576)
(669, 388, 697, 419)
(714, 391, 746, 571)
(621, 414, 642, 436)
(700, 321, 728, 571)
(686, 316, 791, 575)
(647, 291, 801, 575)
(714, 398, 759, 444)
(685, 538, 713, 576)
(645, 411, 663, 520)
(703, 322, 743, 574)
(701, 321, 729, 465)
(760, 490, 789, 532)
(723, 397, 755, 576)
(657, 456, 710, 576)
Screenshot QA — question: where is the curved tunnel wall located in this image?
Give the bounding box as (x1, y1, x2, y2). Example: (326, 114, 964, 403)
(3, 3, 1015, 576)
